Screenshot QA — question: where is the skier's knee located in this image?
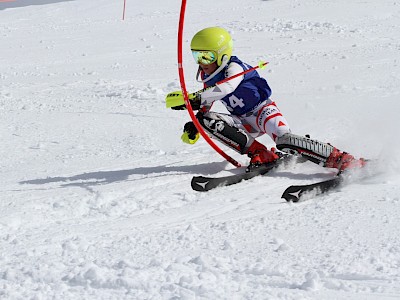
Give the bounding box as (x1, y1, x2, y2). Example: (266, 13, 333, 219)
(197, 114, 252, 154)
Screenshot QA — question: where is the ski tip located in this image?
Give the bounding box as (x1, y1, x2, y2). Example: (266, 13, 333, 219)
(191, 176, 210, 192)
(281, 186, 302, 202)
(281, 176, 344, 202)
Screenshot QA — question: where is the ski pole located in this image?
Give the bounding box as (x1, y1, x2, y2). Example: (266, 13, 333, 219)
(196, 61, 269, 94)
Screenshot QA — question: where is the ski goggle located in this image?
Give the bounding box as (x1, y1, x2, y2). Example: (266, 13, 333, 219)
(191, 50, 217, 65)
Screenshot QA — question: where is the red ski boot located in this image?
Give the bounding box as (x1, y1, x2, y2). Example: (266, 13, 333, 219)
(325, 148, 366, 172)
(246, 140, 279, 172)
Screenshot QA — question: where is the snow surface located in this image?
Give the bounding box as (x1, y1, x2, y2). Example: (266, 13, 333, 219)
(1, 0, 400, 299)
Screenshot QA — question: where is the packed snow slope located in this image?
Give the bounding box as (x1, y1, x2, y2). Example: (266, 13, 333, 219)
(1, 0, 400, 299)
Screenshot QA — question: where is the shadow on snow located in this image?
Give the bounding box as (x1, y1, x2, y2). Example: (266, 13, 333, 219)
(19, 161, 333, 190)
(19, 161, 229, 188)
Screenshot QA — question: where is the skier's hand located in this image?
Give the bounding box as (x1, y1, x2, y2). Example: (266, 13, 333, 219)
(165, 90, 201, 110)
(166, 90, 186, 110)
(181, 121, 200, 144)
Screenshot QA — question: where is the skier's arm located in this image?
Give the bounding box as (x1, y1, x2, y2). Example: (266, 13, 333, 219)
(199, 62, 244, 107)
(165, 63, 244, 110)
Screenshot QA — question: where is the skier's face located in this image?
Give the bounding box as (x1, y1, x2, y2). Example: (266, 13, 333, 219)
(199, 62, 218, 75)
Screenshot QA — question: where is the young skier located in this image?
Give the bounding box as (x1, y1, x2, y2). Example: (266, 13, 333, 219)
(166, 27, 365, 172)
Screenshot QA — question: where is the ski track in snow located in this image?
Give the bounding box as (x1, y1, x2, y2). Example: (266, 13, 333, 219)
(1, 0, 400, 299)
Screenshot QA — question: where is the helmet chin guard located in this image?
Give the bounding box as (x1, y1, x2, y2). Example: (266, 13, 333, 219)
(196, 55, 229, 83)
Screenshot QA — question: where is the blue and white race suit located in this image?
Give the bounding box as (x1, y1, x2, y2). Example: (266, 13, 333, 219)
(200, 56, 291, 143)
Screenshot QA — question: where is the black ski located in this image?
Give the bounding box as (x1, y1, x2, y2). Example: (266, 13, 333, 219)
(191, 155, 299, 192)
(281, 176, 343, 202)
(191, 161, 278, 192)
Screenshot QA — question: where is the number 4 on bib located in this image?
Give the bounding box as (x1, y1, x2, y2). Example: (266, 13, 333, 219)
(228, 95, 245, 110)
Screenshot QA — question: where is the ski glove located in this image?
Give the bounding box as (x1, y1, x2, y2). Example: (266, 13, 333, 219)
(181, 121, 200, 145)
(165, 90, 201, 110)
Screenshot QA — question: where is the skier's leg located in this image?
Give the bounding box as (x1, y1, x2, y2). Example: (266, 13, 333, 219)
(247, 100, 291, 142)
(248, 100, 365, 172)
(197, 112, 279, 166)
(275, 133, 366, 172)
(197, 111, 252, 154)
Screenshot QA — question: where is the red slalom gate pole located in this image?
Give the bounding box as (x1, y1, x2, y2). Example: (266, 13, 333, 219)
(122, 0, 127, 20)
(177, 0, 241, 168)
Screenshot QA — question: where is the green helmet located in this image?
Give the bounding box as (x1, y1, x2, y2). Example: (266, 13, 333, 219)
(190, 27, 233, 66)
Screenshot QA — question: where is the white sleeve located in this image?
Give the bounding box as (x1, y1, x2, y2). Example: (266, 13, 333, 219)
(200, 62, 244, 107)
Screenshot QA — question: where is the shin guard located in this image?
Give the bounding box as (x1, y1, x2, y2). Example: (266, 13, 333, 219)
(276, 133, 334, 165)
